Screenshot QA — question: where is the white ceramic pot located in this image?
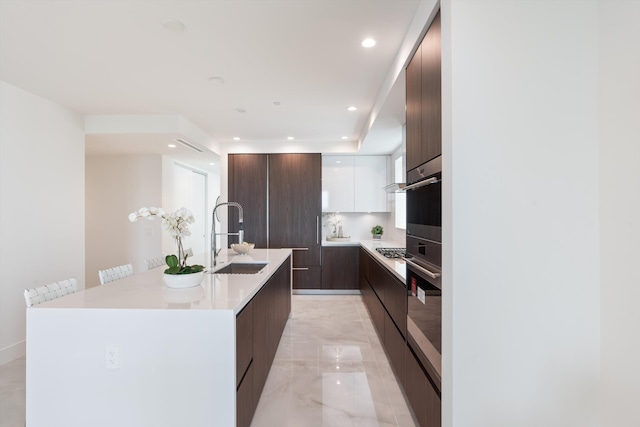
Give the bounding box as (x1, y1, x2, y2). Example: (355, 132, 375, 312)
(163, 271, 204, 289)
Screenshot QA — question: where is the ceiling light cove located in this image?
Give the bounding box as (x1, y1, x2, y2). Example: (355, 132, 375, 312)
(347, 106, 358, 112)
(361, 38, 376, 48)
(162, 19, 186, 33)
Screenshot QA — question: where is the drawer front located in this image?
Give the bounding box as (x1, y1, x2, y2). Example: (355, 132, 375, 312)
(236, 362, 255, 427)
(384, 310, 406, 386)
(292, 265, 321, 289)
(385, 274, 407, 337)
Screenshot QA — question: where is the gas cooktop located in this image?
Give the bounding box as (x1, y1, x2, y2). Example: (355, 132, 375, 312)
(375, 248, 406, 259)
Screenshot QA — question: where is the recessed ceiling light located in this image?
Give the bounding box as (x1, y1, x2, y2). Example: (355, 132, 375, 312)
(162, 19, 186, 33)
(287, 136, 294, 140)
(233, 137, 240, 141)
(341, 136, 348, 140)
(361, 38, 376, 48)
(336, 160, 341, 164)
(209, 163, 215, 166)
(234, 108, 247, 113)
(347, 106, 358, 112)
(208, 76, 225, 85)
(168, 144, 176, 148)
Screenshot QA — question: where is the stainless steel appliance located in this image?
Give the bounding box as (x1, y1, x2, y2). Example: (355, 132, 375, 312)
(375, 247, 406, 259)
(404, 154, 442, 388)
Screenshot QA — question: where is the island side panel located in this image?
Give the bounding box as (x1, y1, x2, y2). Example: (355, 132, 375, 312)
(26, 308, 236, 427)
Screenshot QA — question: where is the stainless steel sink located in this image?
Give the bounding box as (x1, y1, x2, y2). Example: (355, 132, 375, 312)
(213, 262, 268, 274)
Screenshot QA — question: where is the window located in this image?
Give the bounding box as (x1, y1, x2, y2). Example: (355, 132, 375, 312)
(395, 155, 406, 229)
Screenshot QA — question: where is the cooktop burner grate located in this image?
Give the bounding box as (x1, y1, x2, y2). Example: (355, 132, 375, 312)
(375, 248, 406, 259)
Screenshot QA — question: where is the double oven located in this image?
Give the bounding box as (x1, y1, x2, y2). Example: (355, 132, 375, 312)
(404, 155, 442, 384)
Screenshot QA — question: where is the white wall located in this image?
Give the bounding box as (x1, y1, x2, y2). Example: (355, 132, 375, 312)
(0, 81, 85, 364)
(161, 157, 220, 268)
(85, 154, 163, 288)
(599, 2, 640, 426)
(442, 1, 601, 425)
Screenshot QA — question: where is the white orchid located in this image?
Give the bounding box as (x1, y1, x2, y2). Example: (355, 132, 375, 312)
(128, 206, 197, 271)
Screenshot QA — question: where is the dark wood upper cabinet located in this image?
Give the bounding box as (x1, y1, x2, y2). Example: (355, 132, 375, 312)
(406, 38, 422, 172)
(228, 154, 268, 248)
(406, 10, 442, 172)
(228, 153, 321, 288)
(420, 10, 442, 166)
(268, 153, 321, 266)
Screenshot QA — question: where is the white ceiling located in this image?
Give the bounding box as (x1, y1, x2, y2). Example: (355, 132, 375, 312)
(0, 0, 422, 169)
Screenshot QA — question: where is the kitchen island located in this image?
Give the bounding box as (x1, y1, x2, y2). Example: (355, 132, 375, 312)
(26, 248, 292, 427)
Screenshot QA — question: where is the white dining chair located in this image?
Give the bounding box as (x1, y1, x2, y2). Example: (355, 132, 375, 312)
(24, 277, 78, 307)
(144, 255, 165, 270)
(98, 263, 134, 285)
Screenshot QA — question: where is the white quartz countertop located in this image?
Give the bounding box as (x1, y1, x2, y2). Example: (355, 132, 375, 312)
(323, 238, 407, 283)
(35, 248, 291, 314)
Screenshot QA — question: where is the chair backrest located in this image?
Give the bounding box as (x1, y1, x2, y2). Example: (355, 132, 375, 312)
(98, 263, 134, 285)
(24, 277, 78, 308)
(144, 255, 165, 270)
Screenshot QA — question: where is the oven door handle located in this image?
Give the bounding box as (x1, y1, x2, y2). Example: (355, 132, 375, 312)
(403, 176, 439, 191)
(404, 258, 441, 279)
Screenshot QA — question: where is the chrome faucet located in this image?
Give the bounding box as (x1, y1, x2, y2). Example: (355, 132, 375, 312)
(211, 201, 244, 269)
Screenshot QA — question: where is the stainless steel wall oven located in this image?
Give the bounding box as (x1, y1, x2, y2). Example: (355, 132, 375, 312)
(404, 154, 442, 387)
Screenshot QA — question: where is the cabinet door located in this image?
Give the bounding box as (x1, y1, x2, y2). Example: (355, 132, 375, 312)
(405, 343, 441, 427)
(228, 154, 268, 248)
(420, 10, 442, 165)
(293, 266, 321, 290)
(322, 156, 355, 212)
(268, 154, 321, 266)
(321, 246, 359, 289)
(384, 310, 406, 388)
(354, 156, 388, 212)
(406, 41, 422, 172)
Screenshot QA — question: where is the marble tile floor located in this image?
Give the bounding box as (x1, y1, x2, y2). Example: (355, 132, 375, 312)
(0, 295, 417, 427)
(251, 295, 418, 426)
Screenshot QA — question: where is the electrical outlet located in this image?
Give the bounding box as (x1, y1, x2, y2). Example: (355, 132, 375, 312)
(105, 346, 120, 369)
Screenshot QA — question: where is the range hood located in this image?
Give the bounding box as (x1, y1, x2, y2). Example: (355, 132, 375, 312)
(383, 182, 406, 193)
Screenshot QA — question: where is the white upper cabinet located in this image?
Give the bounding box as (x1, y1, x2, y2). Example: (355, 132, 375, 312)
(322, 155, 388, 212)
(354, 156, 388, 212)
(322, 156, 354, 212)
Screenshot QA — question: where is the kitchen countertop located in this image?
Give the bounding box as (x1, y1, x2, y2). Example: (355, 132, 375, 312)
(323, 238, 407, 283)
(35, 248, 291, 314)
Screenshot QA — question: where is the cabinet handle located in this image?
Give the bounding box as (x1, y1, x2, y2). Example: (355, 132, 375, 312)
(403, 177, 439, 191)
(316, 216, 320, 244)
(291, 248, 309, 251)
(404, 258, 441, 279)
(292, 267, 309, 271)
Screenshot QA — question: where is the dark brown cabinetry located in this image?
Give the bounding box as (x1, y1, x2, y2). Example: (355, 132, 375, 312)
(321, 246, 359, 289)
(406, 342, 441, 427)
(359, 248, 440, 427)
(228, 153, 321, 289)
(235, 256, 291, 427)
(269, 154, 322, 289)
(228, 154, 268, 247)
(406, 10, 442, 172)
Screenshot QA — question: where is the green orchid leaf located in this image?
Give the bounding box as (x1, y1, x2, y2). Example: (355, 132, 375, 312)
(164, 266, 181, 275)
(165, 255, 179, 268)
